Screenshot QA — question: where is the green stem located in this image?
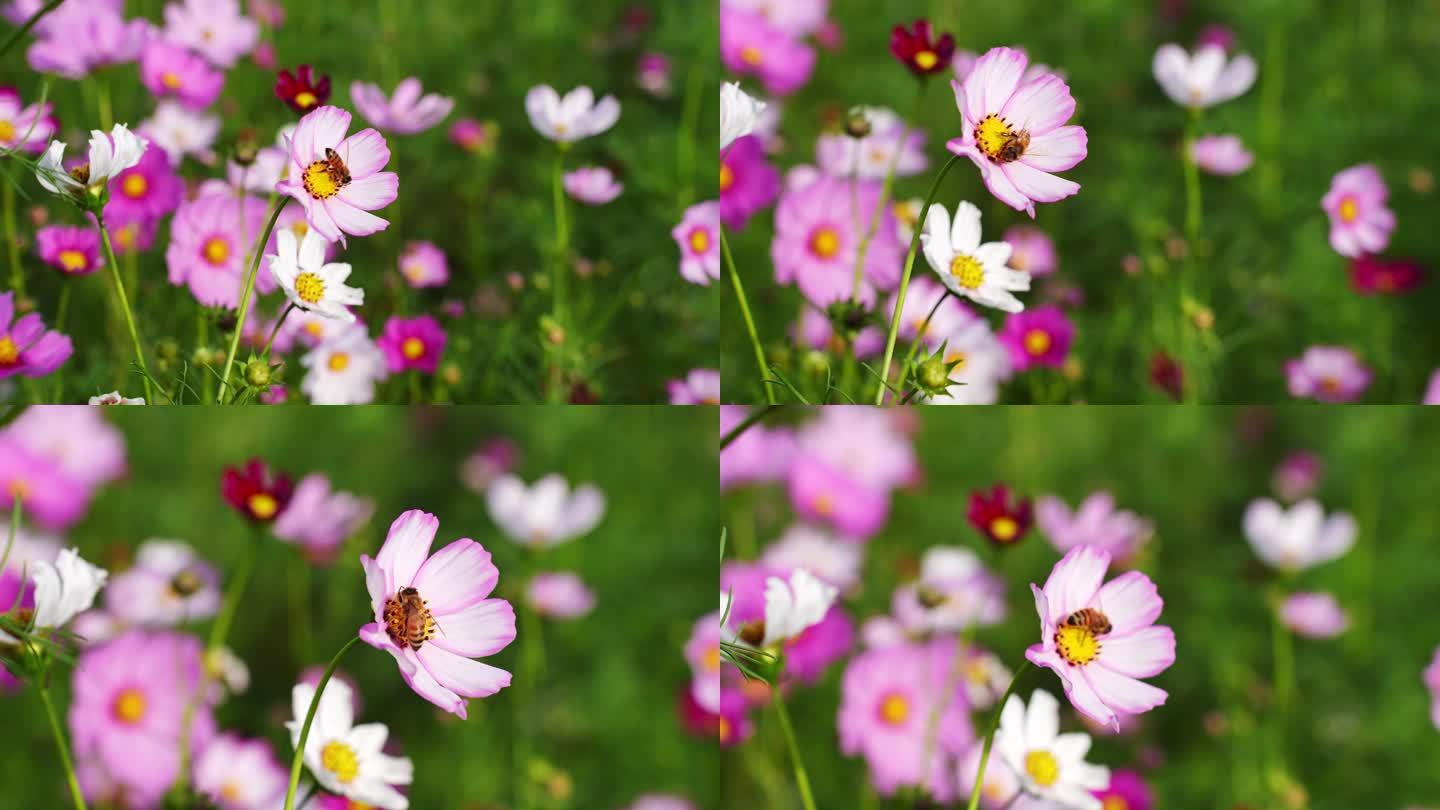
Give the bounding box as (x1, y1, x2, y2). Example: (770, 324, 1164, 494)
(0, 501, 21, 578)
(720, 404, 782, 450)
(965, 660, 1033, 810)
(288, 555, 311, 666)
(38, 684, 88, 810)
(208, 539, 258, 652)
(95, 73, 112, 132)
(550, 149, 570, 326)
(893, 288, 951, 394)
(771, 688, 817, 810)
(94, 213, 153, 403)
(51, 282, 70, 401)
(517, 594, 545, 810)
(720, 228, 774, 404)
(850, 81, 927, 301)
(1182, 128, 1203, 249)
(874, 153, 963, 404)
(262, 302, 295, 359)
(282, 636, 364, 810)
(218, 198, 290, 403)
(3, 180, 22, 297)
(0, 0, 65, 61)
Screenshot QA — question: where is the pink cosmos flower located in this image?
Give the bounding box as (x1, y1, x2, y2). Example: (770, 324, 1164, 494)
(449, 118, 498, 155)
(69, 630, 218, 806)
(719, 405, 795, 491)
(165, 193, 274, 308)
(563, 166, 623, 205)
(672, 200, 720, 286)
(0, 290, 73, 380)
(163, 0, 258, 68)
(1025, 545, 1177, 731)
(720, 6, 816, 97)
(104, 540, 220, 626)
(193, 733, 287, 809)
(26, 2, 152, 80)
(1003, 225, 1057, 276)
(6, 405, 127, 489)
(885, 275, 971, 350)
(815, 107, 928, 180)
(277, 105, 399, 245)
(1425, 647, 1440, 730)
(1153, 44, 1256, 109)
(36, 225, 103, 276)
(104, 144, 184, 225)
(351, 78, 455, 134)
(459, 437, 519, 494)
(720, 134, 780, 230)
(0, 86, 57, 153)
(721, 561, 854, 684)
(273, 474, 375, 564)
(377, 314, 446, 373)
(1190, 134, 1253, 175)
(105, 217, 159, 255)
(1285, 345, 1371, 403)
(626, 795, 698, 810)
(382, 243, 446, 292)
(999, 304, 1073, 371)
(892, 546, 1007, 634)
(947, 47, 1087, 217)
(760, 524, 863, 592)
(1279, 592, 1348, 639)
(1322, 164, 1395, 258)
(796, 304, 884, 358)
(1272, 451, 1323, 502)
(359, 510, 517, 718)
(140, 39, 225, 110)
(725, 0, 827, 37)
(787, 454, 889, 540)
(1197, 24, 1237, 53)
(525, 572, 596, 619)
(668, 368, 720, 404)
(1425, 369, 1440, 404)
(1094, 769, 1154, 810)
(772, 174, 903, 307)
(838, 639, 974, 800)
(636, 51, 673, 97)
(1036, 491, 1153, 563)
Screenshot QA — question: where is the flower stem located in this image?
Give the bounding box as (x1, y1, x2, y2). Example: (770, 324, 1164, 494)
(771, 687, 818, 810)
(96, 74, 112, 132)
(283, 636, 364, 810)
(219, 198, 290, 403)
(720, 227, 774, 404)
(0, 501, 21, 578)
(208, 538, 258, 652)
(550, 149, 570, 326)
(51, 282, 70, 401)
(850, 81, 928, 301)
(0, 0, 65, 61)
(516, 593, 545, 810)
(874, 153, 962, 404)
(288, 555, 312, 666)
(262, 302, 296, 359)
(720, 403, 783, 450)
(965, 659, 1033, 810)
(38, 684, 88, 810)
(95, 213, 153, 404)
(893, 287, 951, 394)
(3, 180, 23, 297)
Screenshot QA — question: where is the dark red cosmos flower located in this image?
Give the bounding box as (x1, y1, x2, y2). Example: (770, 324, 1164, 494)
(890, 19, 955, 77)
(1149, 351, 1184, 401)
(967, 483, 1033, 545)
(1349, 255, 1424, 295)
(274, 65, 331, 114)
(221, 458, 294, 523)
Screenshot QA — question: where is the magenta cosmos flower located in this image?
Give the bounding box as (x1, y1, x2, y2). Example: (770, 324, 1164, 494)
(193, 733, 287, 809)
(397, 240, 449, 288)
(947, 47, 1087, 217)
(377, 314, 446, 373)
(563, 166, 623, 205)
(1003, 225, 1057, 276)
(36, 225, 103, 276)
(0, 86, 57, 153)
(278, 105, 399, 245)
(772, 174, 903, 307)
(1279, 592, 1348, 639)
(668, 368, 720, 404)
(359, 510, 517, 718)
(999, 304, 1073, 371)
(162, 0, 257, 68)
(449, 117, 497, 155)
(140, 39, 224, 110)
(0, 290, 73, 379)
(1322, 164, 1395, 258)
(105, 540, 220, 626)
(26, 2, 151, 80)
(719, 405, 795, 491)
(720, 6, 815, 96)
(7, 404, 128, 490)
(273, 473, 375, 564)
(166, 193, 274, 308)
(1285, 345, 1371, 403)
(351, 77, 455, 134)
(720, 561, 853, 685)
(1094, 769, 1154, 810)
(720, 134, 780, 230)
(1036, 491, 1152, 564)
(1026, 545, 1176, 730)
(0, 434, 90, 530)
(104, 144, 184, 225)
(1190, 134, 1253, 176)
(525, 572, 596, 619)
(1425, 647, 1440, 730)
(673, 200, 720, 286)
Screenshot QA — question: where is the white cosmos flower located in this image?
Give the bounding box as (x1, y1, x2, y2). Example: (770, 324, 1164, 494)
(760, 568, 836, 647)
(485, 473, 606, 548)
(1243, 498, 1356, 572)
(300, 323, 388, 405)
(760, 524, 862, 592)
(995, 690, 1109, 810)
(920, 201, 1030, 313)
(525, 85, 620, 143)
(720, 82, 766, 151)
(288, 678, 413, 810)
(268, 228, 363, 321)
(88, 391, 145, 405)
(31, 548, 108, 631)
(35, 124, 147, 199)
(138, 100, 220, 164)
(1152, 44, 1257, 110)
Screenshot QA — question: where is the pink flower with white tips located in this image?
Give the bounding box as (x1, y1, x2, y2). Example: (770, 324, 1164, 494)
(359, 510, 516, 719)
(946, 47, 1088, 218)
(277, 105, 399, 246)
(1025, 545, 1176, 731)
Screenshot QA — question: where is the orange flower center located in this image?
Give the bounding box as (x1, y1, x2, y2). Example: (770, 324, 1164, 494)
(328, 351, 350, 371)
(1339, 197, 1359, 223)
(402, 337, 426, 360)
(1025, 329, 1052, 355)
(878, 692, 910, 726)
(809, 227, 840, 259)
(688, 227, 711, 254)
(913, 50, 939, 70)
(719, 163, 734, 192)
(112, 688, 147, 725)
(58, 249, 89, 272)
(203, 237, 229, 266)
(0, 336, 18, 366)
(122, 173, 148, 198)
(740, 46, 763, 67)
(161, 72, 182, 90)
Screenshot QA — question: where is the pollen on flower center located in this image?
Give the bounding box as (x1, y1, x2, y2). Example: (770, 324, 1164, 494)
(0, 336, 19, 365)
(202, 237, 230, 266)
(1024, 749, 1060, 787)
(162, 71, 182, 90)
(0, 121, 14, 142)
(122, 173, 148, 198)
(990, 516, 1018, 541)
(58, 250, 88, 272)
(328, 352, 350, 371)
(1055, 624, 1102, 665)
(292, 221, 310, 238)
(295, 91, 318, 109)
(112, 687, 147, 725)
(688, 227, 712, 254)
(974, 114, 1028, 163)
(1102, 798, 1130, 810)
(719, 715, 732, 744)
(702, 645, 720, 672)
(720, 164, 734, 192)
(402, 337, 426, 360)
(813, 493, 834, 516)
(294, 272, 326, 305)
(302, 158, 348, 200)
(877, 692, 910, 726)
(740, 45, 763, 67)
(320, 740, 360, 784)
(247, 493, 278, 520)
(1025, 329, 1052, 355)
(809, 227, 841, 259)
(1339, 197, 1359, 222)
(913, 50, 939, 70)
(949, 254, 984, 289)
(220, 784, 241, 801)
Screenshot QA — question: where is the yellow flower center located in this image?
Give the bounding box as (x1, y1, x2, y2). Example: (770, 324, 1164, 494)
(162, 71, 182, 90)
(878, 692, 910, 726)
(950, 254, 984, 289)
(990, 516, 1018, 541)
(305, 321, 326, 338)
(122, 173, 148, 198)
(112, 688, 147, 725)
(720, 163, 734, 192)
(809, 227, 840, 259)
(320, 740, 360, 784)
(7, 478, 29, 500)
(1024, 749, 1060, 787)
(58, 250, 88, 273)
(294, 272, 326, 304)
(295, 91, 318, 109)
(1025, 329, 1052, 355)
(0, 336, 18, 365)
(291, 221, 310, 238)
(220, 784, 241, 802)
(974, 114, 1027, 163)
(116, 225, 136, 249)
(0, 120, 15, 142)
(813, 493, 834, 517)
(303, 157, 348, 200)
(1054, 623, 1101, 666)
(402, 337, 426, 360)
(328, 351, 350, 371)
(913, 50, 939, 70)
(203, 237, 230, 266)
(247, 493, 278, 520)
(719, 715, 732, 744)
(702, 645, 721, 672)
(741, 46, 763, 67)
(1339, 196, 1359, 223)
(894, 201, 918, 226)
(347, 802, 376, 810)
(1103, 797, 1130, 810)
(688, 227, 712, 254)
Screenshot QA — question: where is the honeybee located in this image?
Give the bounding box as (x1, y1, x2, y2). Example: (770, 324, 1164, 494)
(320, 147, 351, 187)
(994, 129, 1030, 164)
(385, 587, 441, 651)
(1062, 608, 1112, 636)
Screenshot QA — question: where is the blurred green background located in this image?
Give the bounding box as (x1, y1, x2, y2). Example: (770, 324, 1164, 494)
(723, 406, 1440, 809)
(721, 0, 1440, 403)
(2, 405, 720, 808)
(2, 0, 717, 402)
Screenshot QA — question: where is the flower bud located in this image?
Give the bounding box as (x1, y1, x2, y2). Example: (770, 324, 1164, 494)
(917, 357, 950, 391)
(244, 358, 272, 388)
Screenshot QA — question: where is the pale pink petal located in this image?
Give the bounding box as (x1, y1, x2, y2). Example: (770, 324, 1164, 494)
(1027, 645, 1116, 729)
(411, 539, 499, 613)
(1099, 626, 1175, 678)
(1094, 570, 1162, 636)
(1042, 545, 1110, 617)
(1152, 44, 1191, 105)
(1030, 583, 1057, 631)
(358, 621, 395, 654)
(337, 128, 390, 177)
(392, 77, 422, 110)
(361, 554, 389, 616)
(1211, 53, 1257, 105)
(977, 156, 1035, 216)
(375, 510, 437, 591)
(1082, 663, 1169, 715)
(399, 651, 466, 716)
(964, 47, 1028, 123)
(1020, 126, 1087, 173)
(335, 173, 398, 211)
(430, 598, 515, 657)
(417, 644, 512, 698)
(324, 198, 390, 236)
(1001, 162, 1080, 205)
(295, 106, 351, 164)
(999, 75, 1075, 135)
